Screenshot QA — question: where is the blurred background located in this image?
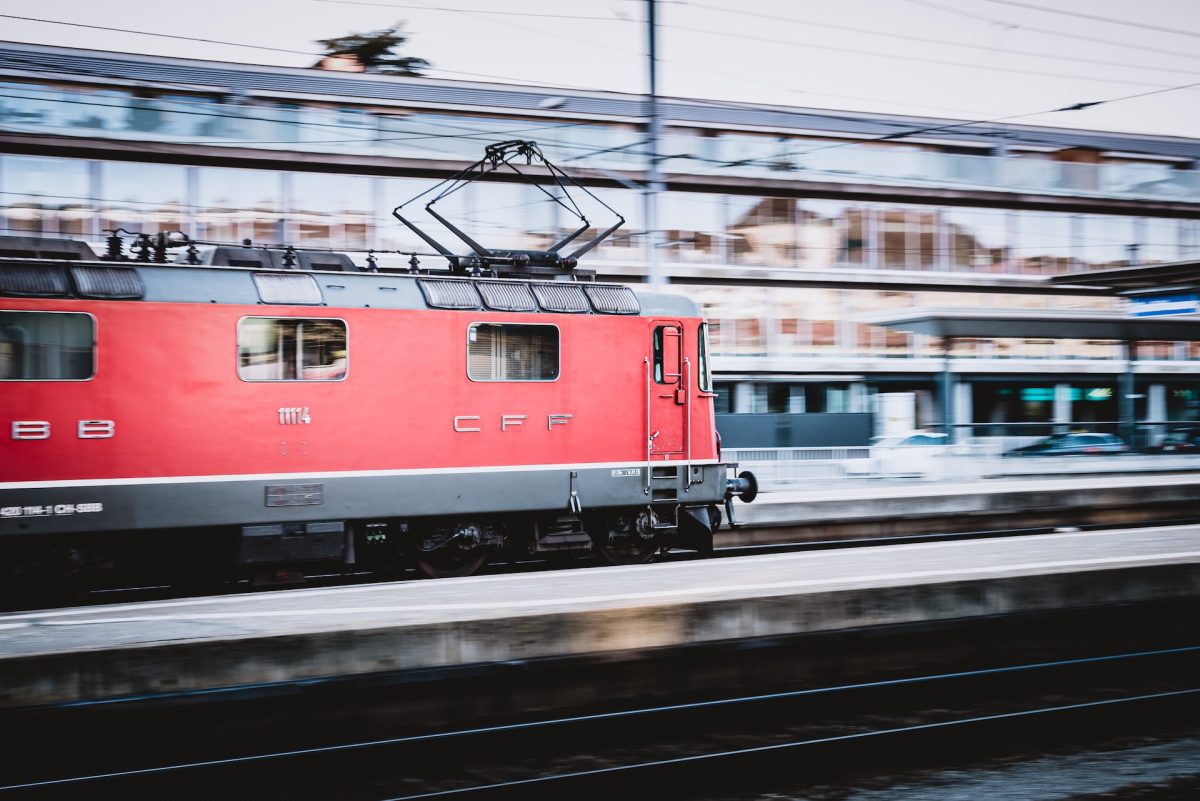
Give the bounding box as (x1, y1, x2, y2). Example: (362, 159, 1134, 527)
(3, 0, 1200, 464)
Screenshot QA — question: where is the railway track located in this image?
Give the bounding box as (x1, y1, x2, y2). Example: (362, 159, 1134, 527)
(4, 642, 1197, 799)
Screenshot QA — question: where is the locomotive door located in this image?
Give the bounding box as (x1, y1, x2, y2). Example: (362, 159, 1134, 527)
(646, 321, 688, 459)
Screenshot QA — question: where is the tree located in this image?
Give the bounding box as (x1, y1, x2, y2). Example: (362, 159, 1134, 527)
(314, 26, 431, 76)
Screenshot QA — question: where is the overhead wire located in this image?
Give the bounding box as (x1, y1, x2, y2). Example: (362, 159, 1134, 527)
(980, 0, 1200, 40)
(685, 0, 1200, 79)
(0, 13, 319, 57)
(2, 7, 1197, 223)
(673, 74, 1200, 178)
(667, 21, 1174, 90)
(0, 12, 632, 98)
(0, 11, 1043, 126)
(345, 0, 1002, 120)
(902, 0, 1200, 63)
(311, 0, 630, 22)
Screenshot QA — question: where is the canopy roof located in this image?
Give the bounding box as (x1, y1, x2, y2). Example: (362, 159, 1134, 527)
(860, 308, 1200, 340)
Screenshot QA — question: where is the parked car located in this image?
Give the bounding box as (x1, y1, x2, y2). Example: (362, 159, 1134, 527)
(870, 432, 950, 476)
(1003, 432, 1128, 457)
(1147, 429, 1200, 453)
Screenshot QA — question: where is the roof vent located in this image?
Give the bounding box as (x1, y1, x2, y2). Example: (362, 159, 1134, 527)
(531, 282, 590, 313)
(0, 264, 70, 297)
(417, 278, 481, 310)
(584, 284, 640, 314)
(0, 235, 98, 261)
(477, 281, 538, 312)
(298, 252, 357, 272)
(70, 266, 145, 299)
(251, 273, 323, 305)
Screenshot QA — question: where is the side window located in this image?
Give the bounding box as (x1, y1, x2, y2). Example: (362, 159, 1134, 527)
(653, 324, 681, 385)
(238, 317, 347, 381)
(697, 322, 712, 392)
(468, 323, 558, 381)
(0, 311, 94, 380)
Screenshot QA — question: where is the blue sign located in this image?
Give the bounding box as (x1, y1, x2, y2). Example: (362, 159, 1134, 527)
(1129, 293, 1199, 317)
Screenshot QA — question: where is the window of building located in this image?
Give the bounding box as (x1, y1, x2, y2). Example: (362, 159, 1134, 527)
(99, 161, 187, 237)
(197, 167, 283, 245)
(0, 155, 92, 237)
(468, 323, 558, 381)
(237, 317, 347, 381)
(289, 172, 372, 249)
(712, 381, 734, 414)
(0, 311, 94, 380)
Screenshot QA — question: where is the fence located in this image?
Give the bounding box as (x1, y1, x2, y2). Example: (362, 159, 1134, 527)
(723, 442, 1200, 489)
(723, 447, 871, 484)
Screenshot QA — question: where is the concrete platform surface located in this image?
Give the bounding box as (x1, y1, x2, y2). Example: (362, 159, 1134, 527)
(739, 472, 1200, 526)
(1, 525, 1198, 709)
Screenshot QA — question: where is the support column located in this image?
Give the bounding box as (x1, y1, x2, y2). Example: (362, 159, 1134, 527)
(644, 0, 666, 285)
(1148, 384, 1167, 447)
(1053, 383, 1072, 432)
(1119, 340, 1137, 448)
(733, 382, 756, 414)
(87, 160, 103, 239)
(849, 382, 869, 414)
(953, 382, 973, 443)
(183, 166, 199, 241)
(278, 171, 292, 245)
(939, 338, 955, 437)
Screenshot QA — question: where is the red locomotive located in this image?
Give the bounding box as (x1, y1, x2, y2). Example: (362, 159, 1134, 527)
(0, 142, 755, 585)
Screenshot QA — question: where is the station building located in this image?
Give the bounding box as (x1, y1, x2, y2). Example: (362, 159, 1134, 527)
(1, 41, 1198, 445)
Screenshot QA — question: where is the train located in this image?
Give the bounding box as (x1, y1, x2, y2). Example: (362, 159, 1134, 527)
(0, 141, 756, 587)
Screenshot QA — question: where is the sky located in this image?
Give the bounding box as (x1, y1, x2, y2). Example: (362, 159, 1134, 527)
(1, 0, 1199, 138)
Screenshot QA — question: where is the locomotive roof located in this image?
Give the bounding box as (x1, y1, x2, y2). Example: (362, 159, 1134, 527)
(0, 254, 701, 319)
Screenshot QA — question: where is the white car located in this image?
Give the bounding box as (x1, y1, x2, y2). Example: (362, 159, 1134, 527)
(870, 432, 951, 477)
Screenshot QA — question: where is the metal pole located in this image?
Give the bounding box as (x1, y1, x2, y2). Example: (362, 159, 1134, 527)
(1120, 339, 1137, 450)
(941, 338, 955, 440)
(645, 0, 667, 285)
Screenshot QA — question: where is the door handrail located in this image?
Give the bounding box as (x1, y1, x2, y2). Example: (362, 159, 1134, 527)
(644, 356, 652, 495)
(684, 356, 692, 491)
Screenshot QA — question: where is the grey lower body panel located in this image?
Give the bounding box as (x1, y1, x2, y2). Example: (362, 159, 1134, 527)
(0, 463, 728, 536)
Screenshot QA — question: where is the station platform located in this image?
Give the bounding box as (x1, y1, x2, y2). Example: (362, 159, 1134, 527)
(1, 523, 1197, 710)
(726, 472, 1200, 541)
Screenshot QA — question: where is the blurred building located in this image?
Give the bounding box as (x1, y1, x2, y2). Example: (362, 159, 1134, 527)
(2, 41, 1199, 443)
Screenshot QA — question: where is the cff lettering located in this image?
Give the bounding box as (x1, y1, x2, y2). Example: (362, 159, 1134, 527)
(453, 414, 573, 432)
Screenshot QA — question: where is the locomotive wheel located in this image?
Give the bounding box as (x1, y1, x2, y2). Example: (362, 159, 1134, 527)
(410, 521, 490, 579)
(591, 510, 661, 566)
(415, 548, 488, 579)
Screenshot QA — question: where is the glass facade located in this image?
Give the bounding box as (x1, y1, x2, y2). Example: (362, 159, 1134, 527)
(0, 153, 1192, 273)
(0, 155, 91, 237)
(2, 78, 1198, 202)
(1, 148, 1197, 367)
(99, 162, 186, 237)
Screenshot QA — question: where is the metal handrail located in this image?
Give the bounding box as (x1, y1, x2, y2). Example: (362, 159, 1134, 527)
(683, 356, 692, 492)
(644, 356, 652, 495)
